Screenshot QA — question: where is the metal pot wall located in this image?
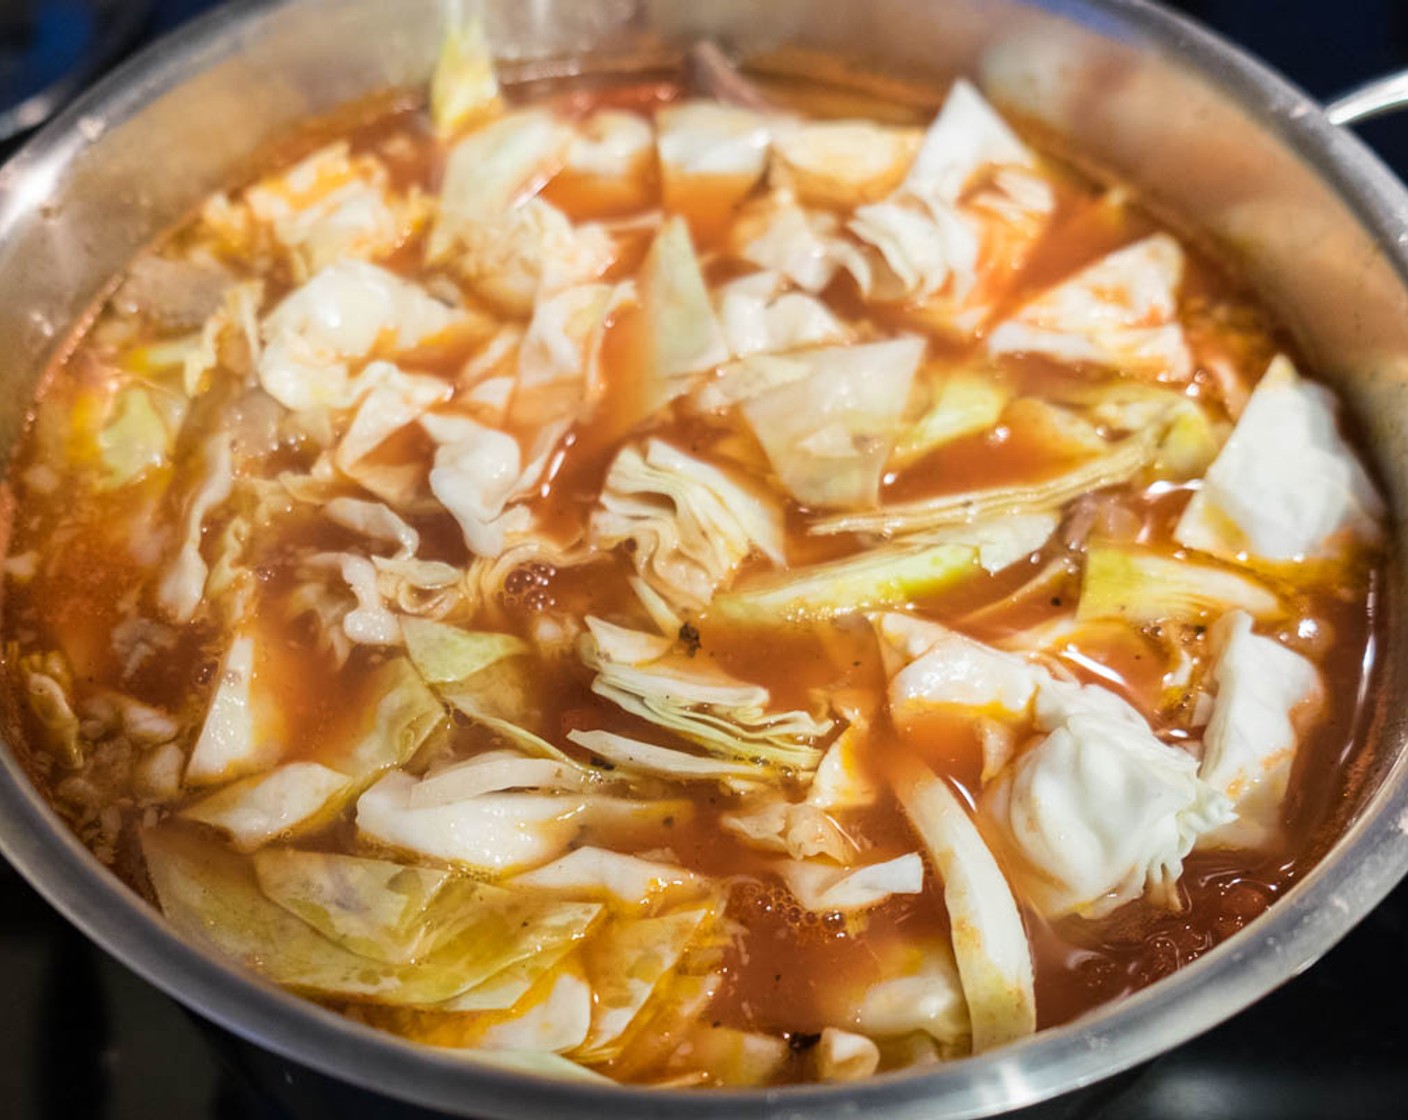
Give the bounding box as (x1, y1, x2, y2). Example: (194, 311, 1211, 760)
(1, 1, 1407, 1117)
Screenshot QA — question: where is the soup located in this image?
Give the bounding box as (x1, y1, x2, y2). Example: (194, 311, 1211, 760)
(0, 19, 1385, 1088)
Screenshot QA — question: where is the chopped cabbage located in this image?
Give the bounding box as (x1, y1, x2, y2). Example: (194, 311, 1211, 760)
(895, 755, 1041, 1053)
(401, 616, 528, 684)
(259, 261, 460, 412)
(806, 724, 878, 811)
(181, 761, 354, 851)
(988, 234, 1192, 380)
(581, 617, 828, 769)
(422, 412, 538, 558)
(244, 143, 420, 278)
(731, 191, 842, 293)
(815, 1028, 880, 1082)
(771, 119, 921, 208)
(889, 368, 1010, 469)
(1198, 610, 1323, 849)
(890, 756, 1036, 1051)
(445, 196, 617, 316)
(510, 847, 704, 913)
(252, 849, 455, 963)
(324, 498, 421, 560)
(982, 678, 1234, 918)
(639, 216, 730, 401)
(185, 632, 285, 786)
(656, 101, 771, 227)
(577, 904, 718, 1060)
(778, 852, 925, 913)
(428, 108, 572, 258)
(1078, 544, 1283, 625)
(143, 824, 600, 1004)
(409, 751, 592, 808)
(333, 361, 451, 496)
(874, 613, 1047, 728)
(809, 428, 1159, 537)
(356, 768, 690, 873)
(430, 0, 501, 136)
(515, 282, 620, 425)
(738, 337, 926, 509)
(591, 438, 786, 612)
(1174, 355, 1384, 561)
(98, 385, 173, 489)
(709, 541, 977, 625)
(907, 512, 1058, 575)
(850, 939, 970, 1049)
(676, 1026, 788, 1087)
(720, 795, 855, 864)
(567, 729, 775, 783)
(844, 80, 1054, 333)
(156, 433, 234, 623)
(564, 110, 654, 193)
(714, 271, 848, 360)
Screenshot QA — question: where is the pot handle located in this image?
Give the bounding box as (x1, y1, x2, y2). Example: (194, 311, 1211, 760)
(1325, 72, 1408, 126)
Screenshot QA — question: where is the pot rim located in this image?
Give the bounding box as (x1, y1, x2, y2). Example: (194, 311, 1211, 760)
(1, 1, 1407, 1117)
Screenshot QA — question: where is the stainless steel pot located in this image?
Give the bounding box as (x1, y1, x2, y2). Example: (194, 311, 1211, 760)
(1, 2, 1407, 1116)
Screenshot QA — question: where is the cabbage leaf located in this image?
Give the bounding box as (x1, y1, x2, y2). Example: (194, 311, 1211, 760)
(591, 438, 786, 612)
(738, 337, 925, 509)
(890, 756, 1036, 1052)
(987, 234, 1192, 380)
(1197, 610, 1323, 849)
(580, 616, 829, 770)
(1174, 355, 1384, 561)
(1078, 544, 1283, 625)
(709, 541, 978, 625)
(143, 824, 600, 1004)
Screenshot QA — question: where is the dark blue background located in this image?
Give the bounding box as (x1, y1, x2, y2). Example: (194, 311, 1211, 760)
(1, 2, 1406, 1118)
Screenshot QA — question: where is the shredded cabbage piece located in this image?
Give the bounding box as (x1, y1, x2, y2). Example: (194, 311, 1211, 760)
(847, 939, 971, 1051)
(591, 438, 786, 613)
(1078, 544, 1283, 625)
(580, 617, 828, 770)
(576, 902, 722, 1060)
(428, 108, 572, 259)
(771, 119, 921, 208)
(509, 847, 706, 913)
(430, 0, 502, 136)
(890, 756, 1036, 1052)
(157, 432, 234, 623)
(739, 337, 925, 509)
(988, 234, 1192, 380)
(713, 270, 849, 360)
(1197, 610, 1323, 849)
(815, 1028, 881, 1082)
(639, 216, 730, 402)
(258, 261, 462, 412)
(778, 852, 925, 913)
(890, 368, 1010, 469)
(357, 767, 691, 873)
(185, 631, 285, 786)
(568, 728, 775, 783)
(809, 428, 1159, 537)
(730, 191, 842, 293)
(244, 142, 423, 279)
(1174, 355, 1384, 561)
(252, 850, 456, 963)
(709, 541, 978, 625)
(844, 79, 1055, 335)
(143, 824, 601, 1005)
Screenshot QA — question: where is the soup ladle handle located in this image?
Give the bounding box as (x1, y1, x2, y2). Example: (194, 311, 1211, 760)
(1325, 70, 1408, 127)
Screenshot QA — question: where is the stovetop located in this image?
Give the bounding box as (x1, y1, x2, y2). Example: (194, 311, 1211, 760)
(2, 2, 1407, 1118)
